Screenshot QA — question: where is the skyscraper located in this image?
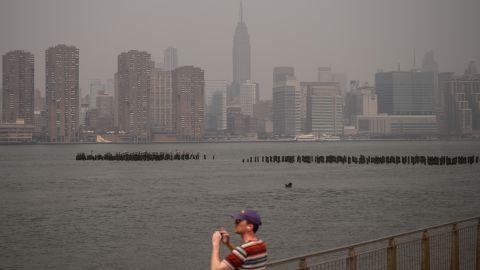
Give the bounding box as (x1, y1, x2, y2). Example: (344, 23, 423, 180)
(150, 68, 174, 133)
(240, 80, 257, 116)
(445, 73, 480, 135)
(273, 67, 301, 136)
(117, 50, 152, 142)
(96, 92, 114, 131)
(230, 0, 251, 103)
(89, 79, 104, 109)
(306, 83, 344, 136)
(45, 45, 79, 142)
(205, 80, 227, 131)
(300, 82, 324, 132)
(375, 70, 435, 115)
(2, 50, 34, 124)
(164, 47, 178, 71)
(172, 66, 205, 141)
(344, 82, 378, 126)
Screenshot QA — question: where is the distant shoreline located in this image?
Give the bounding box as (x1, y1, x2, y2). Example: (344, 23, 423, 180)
(1, 138, 480, 146)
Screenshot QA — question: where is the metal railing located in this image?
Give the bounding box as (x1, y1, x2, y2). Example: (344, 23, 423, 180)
(266, 216, 480, 270)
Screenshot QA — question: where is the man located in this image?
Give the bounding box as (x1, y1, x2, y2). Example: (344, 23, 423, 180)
(211, 209, 268, 270)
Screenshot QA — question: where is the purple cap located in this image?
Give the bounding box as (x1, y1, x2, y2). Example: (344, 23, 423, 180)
(230, 209, 262, 226)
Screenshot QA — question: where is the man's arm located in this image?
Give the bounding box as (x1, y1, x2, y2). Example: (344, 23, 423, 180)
(211, 243, 233, 270)
(211, 231, 233, 270)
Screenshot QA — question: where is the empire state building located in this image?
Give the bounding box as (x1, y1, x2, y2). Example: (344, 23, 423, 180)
(230, 0, 251, 104)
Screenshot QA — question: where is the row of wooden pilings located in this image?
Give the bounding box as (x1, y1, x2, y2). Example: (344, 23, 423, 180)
(242, 154, 479, 166)
(75, 151, 214, 161)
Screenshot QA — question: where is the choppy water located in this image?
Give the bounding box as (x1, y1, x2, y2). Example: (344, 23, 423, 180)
(1, 141, 479, 269)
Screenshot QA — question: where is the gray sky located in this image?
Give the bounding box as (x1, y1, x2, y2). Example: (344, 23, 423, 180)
(1, 0, 479, 100)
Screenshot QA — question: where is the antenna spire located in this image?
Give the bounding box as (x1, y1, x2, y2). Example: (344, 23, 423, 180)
(239, 0, 244, 23)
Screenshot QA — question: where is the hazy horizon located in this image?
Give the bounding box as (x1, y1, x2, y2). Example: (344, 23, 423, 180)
(1, 0, 479, 100)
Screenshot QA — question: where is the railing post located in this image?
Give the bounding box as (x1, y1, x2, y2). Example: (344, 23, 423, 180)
(476, 218, 480, 270)
(421, 231, 430, 270)
(346, 247, 357, 270)
(451, 224, 459, 270)
(387, 238, 397, 270)
(298, 257, 308, 270)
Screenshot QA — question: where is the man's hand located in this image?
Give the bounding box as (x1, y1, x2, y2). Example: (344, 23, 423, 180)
(212, 230, 222, 247)
(219, 228, 230, 245)
(218, 228, 235, 251)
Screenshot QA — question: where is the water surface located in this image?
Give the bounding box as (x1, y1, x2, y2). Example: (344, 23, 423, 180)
(1, 141, 479, 269)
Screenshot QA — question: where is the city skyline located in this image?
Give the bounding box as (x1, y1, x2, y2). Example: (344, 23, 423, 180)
(1, 0, 479, 101)
(1, 0, 480, 143)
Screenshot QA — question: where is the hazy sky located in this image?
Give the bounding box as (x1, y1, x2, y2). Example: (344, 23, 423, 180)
(1, 0, 479, 100)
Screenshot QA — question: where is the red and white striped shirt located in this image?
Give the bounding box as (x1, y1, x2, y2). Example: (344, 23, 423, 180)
(223, 239, 268, 270)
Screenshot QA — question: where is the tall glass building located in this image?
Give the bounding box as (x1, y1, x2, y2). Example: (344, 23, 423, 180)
(205, 80, 227, 131)
(273, 76, 301, 137)
(306, 83, 344, 136)
(375, 71, 435, 115)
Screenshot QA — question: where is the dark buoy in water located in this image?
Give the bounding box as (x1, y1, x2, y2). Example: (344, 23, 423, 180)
(285, 182, 293, 188)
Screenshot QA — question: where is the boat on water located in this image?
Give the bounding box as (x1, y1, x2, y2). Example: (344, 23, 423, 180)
(96, 135, 112, 143)
(294, 133, 341, 142)
(294, 134, 318, 142)
(318, 134, 341, 141)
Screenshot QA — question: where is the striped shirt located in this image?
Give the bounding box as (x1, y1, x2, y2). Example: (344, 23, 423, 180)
(223, 239, 267, 270)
